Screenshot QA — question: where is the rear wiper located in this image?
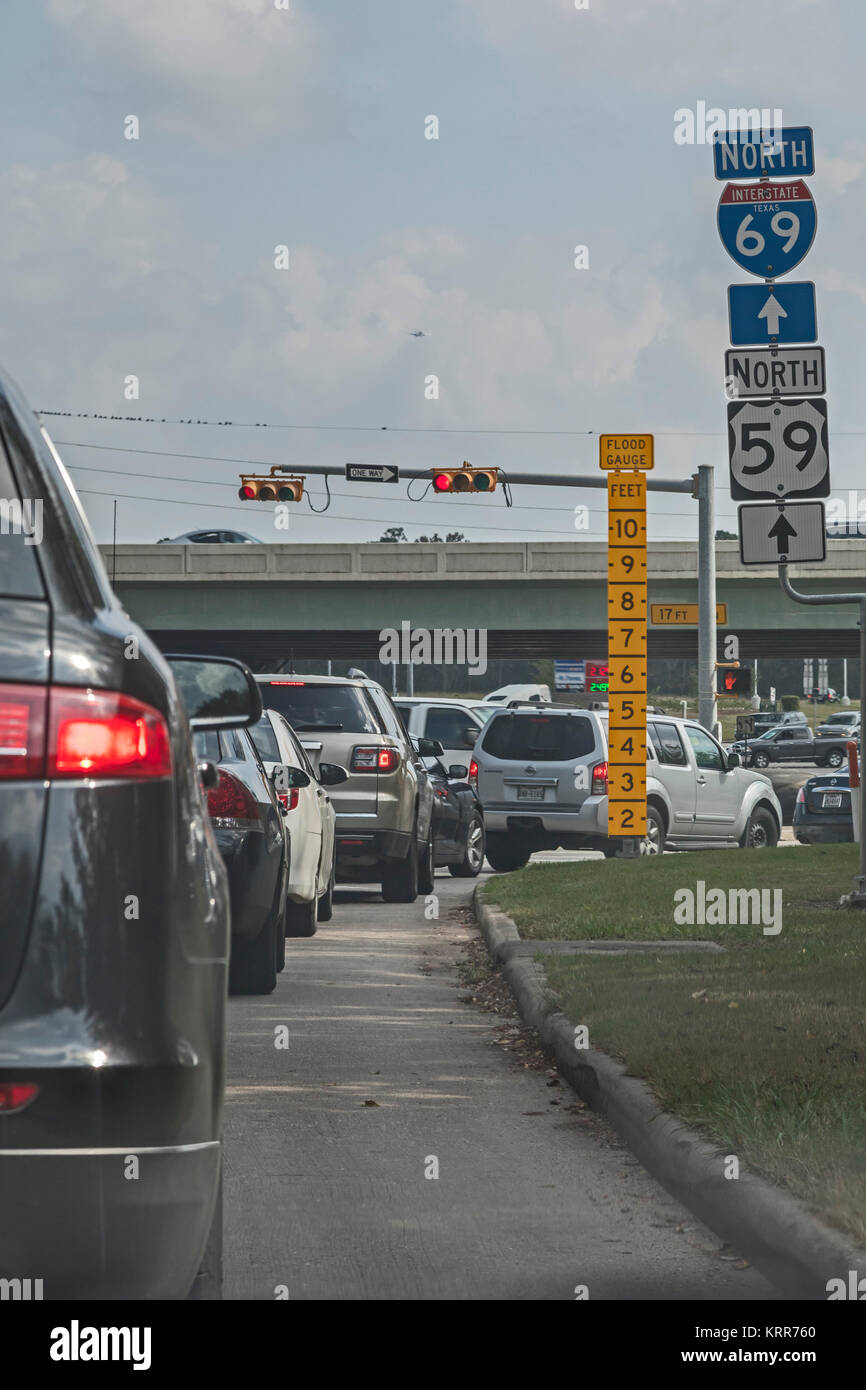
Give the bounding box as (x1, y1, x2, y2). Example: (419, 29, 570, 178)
(294, 723, 343, 731)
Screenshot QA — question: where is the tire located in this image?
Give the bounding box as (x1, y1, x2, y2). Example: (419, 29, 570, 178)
(641, 804, 666, 855)
(739, 805, 779, 849)
(186, 1157, 223, 1301)
(752, 752, 770, 768)
(381, 832, 419, 903)
(285, 895, 317, 938)
(317, 851, 335, 922)
(825, 749, 844, 769)
(417, 827, 435, 895)
(484, 833, 531, 873)
(449, 813, 486, 877)
(229, 911, 278, 996)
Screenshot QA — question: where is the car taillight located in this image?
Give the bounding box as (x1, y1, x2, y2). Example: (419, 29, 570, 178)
(352, 746, 401, 773)
(0, 683, 171, 780)
(207, 768, 262, 822)
(795, 786, 805, 804)
(0, 1082, 39, 1114)
(277, 788, 300, 811)
(591, 760, 608, 796)
(468, 758, 478, 792)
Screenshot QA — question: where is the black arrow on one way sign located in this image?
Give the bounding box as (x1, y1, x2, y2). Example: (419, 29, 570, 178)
(768, 511, 797, 555)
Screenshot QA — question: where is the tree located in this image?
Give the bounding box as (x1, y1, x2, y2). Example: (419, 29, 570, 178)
(379, 526, 408, 543)
(715, 528, 737, 540)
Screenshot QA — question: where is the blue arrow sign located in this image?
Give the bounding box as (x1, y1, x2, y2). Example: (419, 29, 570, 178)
(728, 282, 817, 346)
(718, 181, 816, 278)
(713, 126, 814, 179)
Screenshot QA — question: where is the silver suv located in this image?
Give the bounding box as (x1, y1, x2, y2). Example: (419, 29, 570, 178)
(256, 674, 433, 901)
(470, 706, 783, 867)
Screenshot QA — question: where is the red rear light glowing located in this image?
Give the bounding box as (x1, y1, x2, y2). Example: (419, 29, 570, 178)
(468, 757, 478, 792)
(0, 1082, 39, 1114)
(206, 768, 262, 822)
(277, 787, 300, 811)
(0, 684, 171, 780)
(269, 680, 306, 686)
(352, 746, 400, 773)
(591, 760, 608, 796)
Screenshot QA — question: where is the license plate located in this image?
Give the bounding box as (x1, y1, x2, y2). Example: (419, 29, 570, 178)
(516, 786, 545, 802)
(822, 793, 843, 808)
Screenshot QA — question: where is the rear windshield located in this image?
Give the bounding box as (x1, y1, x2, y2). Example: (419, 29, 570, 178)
(249, 716, 281, 762)
(481, 712, 596, 760)
(261, 681, 380, 733)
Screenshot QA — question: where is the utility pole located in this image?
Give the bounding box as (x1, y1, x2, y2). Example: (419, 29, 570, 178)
(696, 464, 717, 734)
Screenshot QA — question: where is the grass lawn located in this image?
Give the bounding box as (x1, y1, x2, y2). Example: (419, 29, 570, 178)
(482, 845, 866, 1244)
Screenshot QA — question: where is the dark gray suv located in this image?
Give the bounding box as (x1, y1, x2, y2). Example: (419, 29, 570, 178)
(0, 366, 261, 1299)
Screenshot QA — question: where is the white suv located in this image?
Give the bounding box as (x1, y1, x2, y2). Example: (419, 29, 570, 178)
(470, 706, 783, 868)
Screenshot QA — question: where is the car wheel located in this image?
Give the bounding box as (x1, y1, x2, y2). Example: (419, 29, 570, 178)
(417, 827, 435, 895)
(381, 831, 419, 903)
(229, 913, 278, 995)
(752, 752, 770, 768)
(739, 806, 779, 849)
(317, 852, 336, 922)
(449, 813, 486, 877)
(285, 895, 317, 938)
(484, 833, 531, 873)
(826, 749, 844, 768)
(641, 805, 666, 855)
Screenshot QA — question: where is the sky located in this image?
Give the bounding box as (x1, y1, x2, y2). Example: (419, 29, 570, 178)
(0, 0, 863, 546)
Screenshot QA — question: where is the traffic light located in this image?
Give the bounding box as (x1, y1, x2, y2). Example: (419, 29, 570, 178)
(431, 461, 498, 494)
(716, 666, 752, 697)
(238, 474, 305, 502)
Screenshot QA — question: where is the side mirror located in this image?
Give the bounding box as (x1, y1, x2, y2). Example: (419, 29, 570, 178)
(417, 737, 444, 757)
(462, 726, 479, 748)
(197, 760, 218, 790)
(448, 763, 469, 780)
(726, 752, 740, 769)
(318, 762, 348, 787)
(167, 654, 262, 731)
(273, 764, 311, 790)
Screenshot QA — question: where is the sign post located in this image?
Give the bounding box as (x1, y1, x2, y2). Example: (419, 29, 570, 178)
(603, 436, 652, 854)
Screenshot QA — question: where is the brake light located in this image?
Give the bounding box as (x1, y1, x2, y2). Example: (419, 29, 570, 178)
(352, 746, 401, 773)
(207, 768, 262, 822)
(277, 787, 300, 811)
(0, 683, 171, 780)
(0, 1082, 39, 1114)
(795, 786, 805, 804)
(468, 758, 478, 792)
(0, 684, 46, 779)
(269, 680, 306, 686)
(591, 760, 608, 795)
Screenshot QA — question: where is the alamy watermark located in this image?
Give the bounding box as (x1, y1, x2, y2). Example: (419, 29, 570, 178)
(673, 104, 783, 146)
(0, 497, 42, 546)
(674, 880, 782, 935)
(379, 622, 487, 677)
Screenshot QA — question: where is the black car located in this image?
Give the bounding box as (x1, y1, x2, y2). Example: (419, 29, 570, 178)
(793, 771, 854, 844)
(0, 365, 262, 1299)
(193, 724, 290, 995)
(417, 741, 486, 879)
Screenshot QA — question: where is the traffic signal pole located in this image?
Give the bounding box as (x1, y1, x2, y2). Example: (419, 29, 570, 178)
(269, 461, 717, 731)
(778, 563, 866, 907)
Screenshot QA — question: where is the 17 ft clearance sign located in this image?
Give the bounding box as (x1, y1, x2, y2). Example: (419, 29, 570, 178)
(602, 436, 651, 839)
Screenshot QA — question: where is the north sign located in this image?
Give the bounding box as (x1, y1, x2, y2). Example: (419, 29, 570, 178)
(725, 346, 825, 399)
(718, 181, 816, 278)
(738, 500, 826, 566)
(727, 398, 829, 501)
(728, 281, 817, 346)
(713, 126, 814, 180)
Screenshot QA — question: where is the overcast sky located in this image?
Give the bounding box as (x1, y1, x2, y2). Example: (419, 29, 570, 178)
(0, 0, 862, 545)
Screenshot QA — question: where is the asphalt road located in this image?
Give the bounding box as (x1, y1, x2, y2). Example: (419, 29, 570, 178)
(223, 870, 776, 1301)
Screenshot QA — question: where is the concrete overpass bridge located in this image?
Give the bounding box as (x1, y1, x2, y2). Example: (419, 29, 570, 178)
(101, 539, 866, 667)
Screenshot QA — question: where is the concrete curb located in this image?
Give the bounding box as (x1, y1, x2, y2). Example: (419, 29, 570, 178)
(473, 885, 866, 1299)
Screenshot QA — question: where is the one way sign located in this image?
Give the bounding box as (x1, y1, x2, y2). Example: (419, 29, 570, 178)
(345, 463, 399, 483)
(738, 500, 826, 565)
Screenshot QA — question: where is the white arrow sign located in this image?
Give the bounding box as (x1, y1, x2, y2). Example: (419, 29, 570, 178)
(345, 464, 399, 484)
(738, 500, 826, 565)
(757, 293, 787, 336)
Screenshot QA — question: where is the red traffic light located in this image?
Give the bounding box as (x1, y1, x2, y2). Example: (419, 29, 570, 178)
(432, 473, 452, 493)
(430, 462, 498, 494)
(238, 474, 305, 502)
